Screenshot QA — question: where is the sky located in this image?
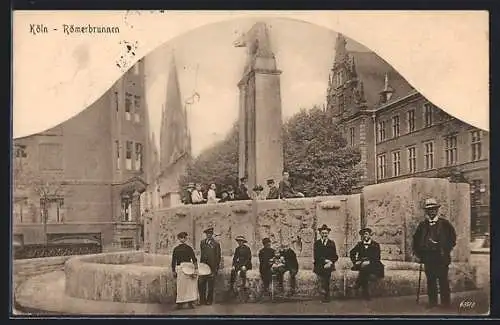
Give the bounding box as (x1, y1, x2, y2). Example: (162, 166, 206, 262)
(144, 17, 369, 157)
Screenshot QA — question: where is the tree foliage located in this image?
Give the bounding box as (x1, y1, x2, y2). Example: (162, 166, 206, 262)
(179, 123, 240, 191)
(179, 107, 363, 195)
(283, 107, 362, 196)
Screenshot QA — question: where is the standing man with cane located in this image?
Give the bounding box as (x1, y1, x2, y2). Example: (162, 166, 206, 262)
(412, 198, 457, 309)
(199, 227, 221, 305)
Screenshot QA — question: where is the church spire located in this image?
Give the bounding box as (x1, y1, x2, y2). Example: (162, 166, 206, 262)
(379, 72, 395, 104)
(334, 33, 348, 66)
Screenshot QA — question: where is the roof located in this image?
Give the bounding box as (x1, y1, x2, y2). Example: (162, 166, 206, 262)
(349, 51, 415, 109)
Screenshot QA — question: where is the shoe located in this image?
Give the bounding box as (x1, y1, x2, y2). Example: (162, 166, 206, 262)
(205, 301, 213, 305)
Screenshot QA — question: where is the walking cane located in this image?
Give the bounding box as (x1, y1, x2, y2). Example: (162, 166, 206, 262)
(416, 262, 423, 303)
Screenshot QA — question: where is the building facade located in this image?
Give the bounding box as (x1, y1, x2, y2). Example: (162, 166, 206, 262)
(326, 34, 490, 237)
(13, 59, 152, 252)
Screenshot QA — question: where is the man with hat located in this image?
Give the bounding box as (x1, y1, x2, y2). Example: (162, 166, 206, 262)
(182, 183, 195, 205)
(349, 227, 384, 300)
(198, 227, 221, 305)
(412, 198, 457, 309)
(171, 231, 199, 309)
(228, 235, 253, 294)
(258, 238, 276, 295)
(313, 224, 339, 302)
(237, 177, 251, 200)
(266, 179, 279, 200)
(275, 241, 299, 296)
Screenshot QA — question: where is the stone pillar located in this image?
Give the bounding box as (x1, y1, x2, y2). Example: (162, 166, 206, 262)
(132, 190, 141, 248)
(236, 22, 284, 191)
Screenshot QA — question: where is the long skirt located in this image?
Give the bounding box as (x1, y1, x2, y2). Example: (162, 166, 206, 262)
(176, 263, 199, 304)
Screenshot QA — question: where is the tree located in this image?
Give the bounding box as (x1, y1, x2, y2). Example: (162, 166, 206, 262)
(283, 107, 363, 196)
(179, 123, 239, 192)
(13, 156, 66, 245)
(179, 107, 363, 196)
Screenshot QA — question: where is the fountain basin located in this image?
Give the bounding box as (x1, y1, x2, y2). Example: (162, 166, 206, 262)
(64, 251, 477, 304)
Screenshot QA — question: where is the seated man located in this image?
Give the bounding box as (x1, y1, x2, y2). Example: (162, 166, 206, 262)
(349, 227, 384, 300)
(228, 235, 252, 295)
(258, 238, 275, 294)
(274, 242, 299, 296)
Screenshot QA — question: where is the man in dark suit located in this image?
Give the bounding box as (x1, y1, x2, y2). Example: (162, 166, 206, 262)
(228, 235, 252, 293)
(266, 179, 280, 200)
(198, 227, 221, 305)
(237, 177, 251, 200)
(412, 198, 457, 309)
(276, 242, 299, 296)
(258, 238, 275, 294)
(350, 227, 384, 300)
(313, 224, 339, 302)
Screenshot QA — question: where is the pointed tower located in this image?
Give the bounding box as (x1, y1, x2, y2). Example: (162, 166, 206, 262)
(157, 54, 191, 208)
(379, 72, 395, 104)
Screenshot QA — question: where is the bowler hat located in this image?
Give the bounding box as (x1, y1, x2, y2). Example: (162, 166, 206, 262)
(262, 237, 271, 245)
(318, 224, 331, 232)
(253, 185, 264, 192)
(177, 231, 188, 239)
(235, 235, 248, 243)
(203, 227, 214, 234)
(187, 183, 195, 188)
(267, 179, 275, 185)
(359, 227, 373, 236)
(424, 198, 441, 209)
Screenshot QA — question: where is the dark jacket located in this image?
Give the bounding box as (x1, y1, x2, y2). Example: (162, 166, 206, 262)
(349, 240, 384, 278)
(266, 186, 280, 200)
(313, 238, 339, 274)
(237, 184, 250, 200)
(232, 244, 252, 270)
(279, 248, 299, 270)
(412, 217, 457, 265)
(182, 189, 193, 204)
(258, 247, 275, 274)
(200, 238, 221, 274)
(171, 243, 197, 273)
(279, 180, 297, 199)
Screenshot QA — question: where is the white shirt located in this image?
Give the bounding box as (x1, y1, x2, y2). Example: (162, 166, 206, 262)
(428, 217, 439, 226)
(207, 189, 217, 204)
(191, 190, 204, 203)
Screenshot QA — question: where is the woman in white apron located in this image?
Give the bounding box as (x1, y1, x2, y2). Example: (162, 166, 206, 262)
(171, 232, 199, 309)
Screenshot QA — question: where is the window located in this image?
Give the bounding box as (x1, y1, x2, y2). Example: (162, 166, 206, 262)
(115, 140, 121, 170)
(424, 141, 434, 170)
(126, 141, 133, 170)
(121, 196, 132, 222)
(444, 135, 458, 166)
(392, 115, 400, 138)
(471, 179, 486, 206)
(13, 197, 28, 223)
(377, 154, 387, 180)
(114, 91, 119, 113)
(377, 121, 386, 142)
(338, 94, 345, 113)
(120, 237, 134, 248)
(407, 109, 416, 132)
(349, 127, 355, 146)
(408, 146, 417, 174)
(424, 103, 433, 127)
(15, 145, 27, 158)
(471, 130, 482, 161)
(392, 151, 401, 177)
(134, 95, 141, 122)
(125, 93, 133, 121)
(135, 143, 142, 171)
(40, 197, 64, 223)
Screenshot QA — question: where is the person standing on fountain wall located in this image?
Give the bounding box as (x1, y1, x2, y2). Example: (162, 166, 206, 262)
(279, 171, 305, 199)
(266, 179, 280, 200)
(313, 224, 339, 303)
(349, 227, 384, 300)
(412, 198, 457, 309)
(237, 177, 251, 200)
(172, 232, 199, 309)
(198, 227, 221, 305)
(228, 235, 252, 294)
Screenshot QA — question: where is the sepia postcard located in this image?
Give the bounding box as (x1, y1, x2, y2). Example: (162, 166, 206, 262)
(11, 10, 490, 318)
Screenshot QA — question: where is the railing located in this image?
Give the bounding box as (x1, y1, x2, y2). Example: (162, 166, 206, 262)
(14, 243, 102, 260)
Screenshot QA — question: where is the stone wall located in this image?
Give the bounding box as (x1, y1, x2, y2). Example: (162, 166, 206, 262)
(363, 178, 470, 262)
(147, 195, 361, 259)
(147, 178, 470, 264)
